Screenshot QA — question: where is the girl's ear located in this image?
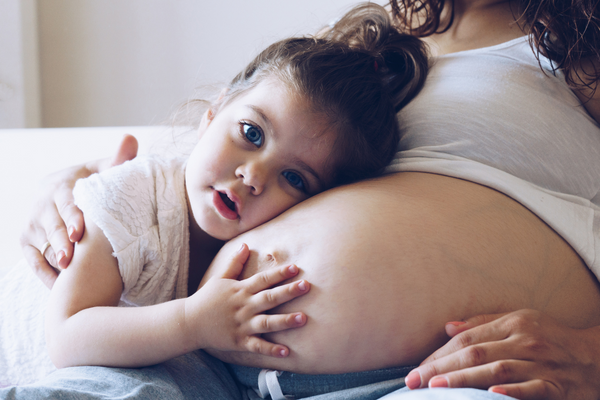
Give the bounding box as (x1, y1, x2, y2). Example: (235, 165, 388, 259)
(198, 88, 227, 137)
(198, 88, 228, 138)
(217, 88, 228, 102)
(197, 108, 215, 138)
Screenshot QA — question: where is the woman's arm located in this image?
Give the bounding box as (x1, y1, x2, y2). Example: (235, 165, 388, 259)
(20, 134, 138, 288)
(45, 214, 310, 368)
(406, 310, 600, 400)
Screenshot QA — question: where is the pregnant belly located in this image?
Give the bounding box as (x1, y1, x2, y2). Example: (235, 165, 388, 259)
(202, 172, 600, 374)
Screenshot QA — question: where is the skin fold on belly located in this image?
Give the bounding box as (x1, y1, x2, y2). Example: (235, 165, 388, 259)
(201, 172, 600, 374)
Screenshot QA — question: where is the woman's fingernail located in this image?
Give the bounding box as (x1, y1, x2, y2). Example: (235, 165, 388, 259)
(288, 264, 298, 274)
(294, 313, 304, 324)
(57, 250, 66, 269)
(429, 376, 449, 388)
(446, 321, 468, 336)
(238, 243, 245, 252)
(68, 226, 76, 241)
(490, 387, 508, 396)
(405, 370, 422, 389)
(279, 348, 288, 357)
(297, 280, 307, 291)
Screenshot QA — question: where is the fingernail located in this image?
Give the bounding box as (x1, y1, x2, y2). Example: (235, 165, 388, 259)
(489, 387, 508, 396)
(238, 243, 245, 253)
(288, 265, 298, 274)
(446, 321, 468, 336)
(294, 314, 304, 324)
(429, 376, 449, 388)
(279, 348, 288, 357)
(57, 250, 66, 269)
(405, 371, 422, 389)
(297, 280, 307, 291)
(68, 226, 76, 241)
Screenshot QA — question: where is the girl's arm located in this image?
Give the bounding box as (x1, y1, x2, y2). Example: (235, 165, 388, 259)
(45, 214, 309, 369)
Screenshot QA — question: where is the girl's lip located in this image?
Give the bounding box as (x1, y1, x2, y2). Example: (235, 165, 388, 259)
(212, 189, 239, 220)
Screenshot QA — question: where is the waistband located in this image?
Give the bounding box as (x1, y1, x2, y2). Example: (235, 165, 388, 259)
(228, 364, 414, 399)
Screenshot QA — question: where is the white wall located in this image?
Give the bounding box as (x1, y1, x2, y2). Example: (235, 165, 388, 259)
(0, 0, 41, 128)
(37, 0, 371, 127)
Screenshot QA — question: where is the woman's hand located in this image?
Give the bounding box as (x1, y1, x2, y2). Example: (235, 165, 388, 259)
(20, 134, 138, 289)
(185, 243, 310, 358)
(405, 309, 600, 399)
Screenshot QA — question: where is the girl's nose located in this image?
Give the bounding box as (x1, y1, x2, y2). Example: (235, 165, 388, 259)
(236, 162, 266, 195)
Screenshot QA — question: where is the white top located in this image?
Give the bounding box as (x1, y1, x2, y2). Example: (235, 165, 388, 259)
(386, 36, 600, 275)
(73, 155, 190, 306)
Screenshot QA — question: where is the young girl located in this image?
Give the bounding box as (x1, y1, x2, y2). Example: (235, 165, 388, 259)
(42, 3, 429, 370)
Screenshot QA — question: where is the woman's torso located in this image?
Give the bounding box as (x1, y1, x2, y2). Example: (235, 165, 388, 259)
(203, 172, 600, 373)
(389, 35, 600, 273)
(198, 3, 600, 374)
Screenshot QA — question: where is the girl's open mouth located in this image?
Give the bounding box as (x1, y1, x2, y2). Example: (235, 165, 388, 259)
(212, 190, 239, 220)
(220, 192, 236, 212)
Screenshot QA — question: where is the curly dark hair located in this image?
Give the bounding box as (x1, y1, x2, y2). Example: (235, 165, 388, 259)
(389, 0, 600, 93)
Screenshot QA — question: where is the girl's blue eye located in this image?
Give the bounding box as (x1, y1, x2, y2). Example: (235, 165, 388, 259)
(243, 123, 263, 147)
(282, 171, 306, 192)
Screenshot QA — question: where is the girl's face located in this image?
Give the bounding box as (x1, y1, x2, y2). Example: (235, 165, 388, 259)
(185, 78, 338, 240)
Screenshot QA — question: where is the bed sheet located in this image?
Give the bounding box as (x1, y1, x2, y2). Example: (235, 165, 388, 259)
(0, 259, 55, 386)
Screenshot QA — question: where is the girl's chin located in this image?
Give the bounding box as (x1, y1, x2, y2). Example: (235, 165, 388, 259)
(199, 219, 240, 242)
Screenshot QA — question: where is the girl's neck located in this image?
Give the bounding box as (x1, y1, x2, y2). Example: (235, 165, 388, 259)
(187, 211, 225, 296)
(423, 0, 527, 56)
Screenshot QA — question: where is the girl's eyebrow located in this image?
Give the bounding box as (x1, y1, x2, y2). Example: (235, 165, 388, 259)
(290, 155, 323, 188)
(246, 105, 273, 132)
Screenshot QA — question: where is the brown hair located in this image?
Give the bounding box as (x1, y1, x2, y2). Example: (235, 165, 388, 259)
(389, 0, 600, 93)
(214, 3, 428, 186)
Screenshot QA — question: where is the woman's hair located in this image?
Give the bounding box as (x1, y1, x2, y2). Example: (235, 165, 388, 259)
(389, 0, 600, 92)
(212, 3, 428, 186)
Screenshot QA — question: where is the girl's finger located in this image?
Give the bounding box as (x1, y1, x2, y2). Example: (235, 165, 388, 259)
(245, 264, 301, 293)
(243, 336, 291, 358)
(219, 243, 250, 280)
(251, 279, 310, 312)
(249, 312, 307, 335)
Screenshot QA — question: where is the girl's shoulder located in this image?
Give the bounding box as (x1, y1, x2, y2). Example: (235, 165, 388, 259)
(72, 154, 188, 238)
(72, 154, 191, 304)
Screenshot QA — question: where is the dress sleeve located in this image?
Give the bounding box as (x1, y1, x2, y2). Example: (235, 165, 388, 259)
(73, 158, 161, 298)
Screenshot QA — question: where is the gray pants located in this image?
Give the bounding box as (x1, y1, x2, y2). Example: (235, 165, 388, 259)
(0, 351, 513, 400)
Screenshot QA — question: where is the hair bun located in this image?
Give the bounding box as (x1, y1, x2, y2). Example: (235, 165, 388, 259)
(319, 3, 429, 111)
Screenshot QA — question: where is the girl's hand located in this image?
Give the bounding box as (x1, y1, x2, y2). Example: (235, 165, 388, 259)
(185, 243, 310, 358)
(20, 134, 138, 289)
(405, 309, 600, 400)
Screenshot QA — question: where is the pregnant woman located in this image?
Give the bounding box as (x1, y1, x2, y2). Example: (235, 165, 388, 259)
(13, 0, 600, 399)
